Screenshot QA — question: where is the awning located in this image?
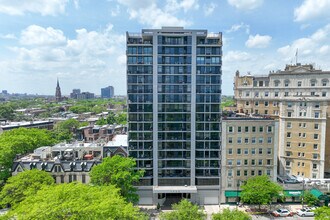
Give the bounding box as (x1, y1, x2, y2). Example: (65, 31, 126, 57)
(225, 191, 241, 198)
(310, 188, 323, 199)
(283, 190, 302, 197)
(153, 186, 197, 194)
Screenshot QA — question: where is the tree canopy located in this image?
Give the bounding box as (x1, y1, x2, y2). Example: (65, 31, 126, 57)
(212, 208, 251, 220)
(90, 155, 144, 203)
(96, 112, 127, 125)
(53, 118, 87, 141)
(159, 199, 206, 220)
(0, 128, 56, 184)
(0, 169, 54, 208)
(314, 206, 330, 220)
(2, 183, 148, 220)
(0, 105, 14, 120)
(302, 190, 320, 207)
(240, 175, 282, 209)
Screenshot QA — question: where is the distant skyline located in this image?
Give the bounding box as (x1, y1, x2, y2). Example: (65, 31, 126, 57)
(0, 0, 330, 95)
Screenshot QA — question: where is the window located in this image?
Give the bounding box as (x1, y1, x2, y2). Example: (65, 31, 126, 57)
(244, 170, 248, 176)
(322, 79, 328, 86)
(267, 159, 271, 165)
(284, 92, 289, 97)
(258, 170, 263, 176)
(244, 138, 249, 144)
(258, 148, 263, 155)
(258, 159, 263, 165)
(267, 148, 272, 155)
(237, 159, 241, 166)
(310, 79, 316, 86)
(255, 91, 259, 97)
(237, 137, 242, 144)
(246, 92, 250, 97)
(273, 101, 278, 107)
(314, 103, 320, 108)
(313, 164, 317, 169)
(267, 137, 272, 144)
(237, 148, 242, 155)
(314, 134, 319, 140)
(287, 102, 293, 108)
(314, 124, 319, 129)
(265, 91, 269, 97)
(228, 160, 233, 165)
(313, 144, 318, 150)
(228, 169, 232, 176)
(311, 91, 316, 96)
(286, 142, 291, 148)
(237, 170, 241, 176)
(258, 137, 263, 144)
(228, 137, 233, 144)
(251, 159, 255, 165)
(252, 126, 256, 132)
(244, 148, 249, 155)
(267, 170, 271, 176)
(314, 112, 320, 118)
(82, 174, 86, 183)
(245, 126, 249, 132)
(265, 101, 269, 107)
(228, 148, 233, 155)
(251, 137, 256, 144)
(287, 132, 291, 138)
(322, 92, 327, 97)
(251, 170, 255, 176)
(244, 159, 248, 165)
(228, 126, 233, 133)
(274, 80, 280, 87)
(267, 126, 272, 132)
(275, 91, 279, 97)
(313, 154, 318, 159)
(286, 161, 291, 167)
(237, 126, 242, 132)
(287, 112, 292, 117)
(285, 80, 290, 87)
(259, 126, 264, 132)
(287, 122, 292, 128)
(298, 81, 302, 87)
(251, 148, 256, 154)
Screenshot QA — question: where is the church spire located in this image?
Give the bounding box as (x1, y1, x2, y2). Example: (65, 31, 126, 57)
(55, 78, 62, 102)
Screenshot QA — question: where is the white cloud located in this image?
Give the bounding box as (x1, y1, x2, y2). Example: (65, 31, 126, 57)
(226, 22, 250, 34)
(203, 2, 217, 16)
(111, 5, 121, 16)
(3, 24, 127, 95)
(227, 0, 263, 10)
(165, 0, 199, 13)
(0, 0, 69, 16)
(245, 34, 272, 48)
(277, 24, 330, 63)
(223, 50, 251, 62)
(117, 0, 191, 28)
(294, 0, 330, 22)
(20, 25, 66, 46)
(0, 33, 17, 39)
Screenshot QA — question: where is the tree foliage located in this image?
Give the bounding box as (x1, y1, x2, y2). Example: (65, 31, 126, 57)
(0, 169, 54, 208)
(2, 183, 148, 220)
(159, 199, 206, 220)
(314, 206, 330, 220)
(0, 128, 56, 183)
(53, 118, 86, 141)
(302, 190, 320, 207)
(90, 155, 144, 203)
(0, 105, 14, 120)
(96, 112, 127, 125)
(240, 175, 282, 209)
(212, 208, 251, 220)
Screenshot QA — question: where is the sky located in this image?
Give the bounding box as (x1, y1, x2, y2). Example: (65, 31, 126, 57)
(0, 0, 330, 96)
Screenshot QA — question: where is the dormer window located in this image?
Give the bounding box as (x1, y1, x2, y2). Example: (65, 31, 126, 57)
(54, 165, 62, 172)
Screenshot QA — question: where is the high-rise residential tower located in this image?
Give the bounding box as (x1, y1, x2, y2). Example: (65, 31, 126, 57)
(127, 27, 222, 205)
(101, 86, 115, 98)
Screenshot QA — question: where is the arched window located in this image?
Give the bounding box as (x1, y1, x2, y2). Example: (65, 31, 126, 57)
(322, 79, 329, 86)
(310, 79, 317, 86)
(274, 80, 280, 87)
(284, 80, 290, 87)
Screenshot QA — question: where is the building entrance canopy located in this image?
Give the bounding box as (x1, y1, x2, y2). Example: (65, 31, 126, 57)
(153, 186, 197, 194)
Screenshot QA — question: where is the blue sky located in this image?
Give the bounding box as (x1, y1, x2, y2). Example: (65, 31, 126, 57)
(0, 0, 330, 96)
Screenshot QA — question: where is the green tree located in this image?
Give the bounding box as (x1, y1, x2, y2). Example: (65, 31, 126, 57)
(302, 191, 320, 207)
(53, 118, 84, 141)
(0, 169, 54, 208)
(212, 208, 251, 220)
(2, 183, 148, 220)
(0, 128, 56, 183)
(240, 175, 282, 210)
(0, 105, 14, 120)
(159, 199, 206, 220)
(314, 206, 330, 220)
(90, 156, 144, 203)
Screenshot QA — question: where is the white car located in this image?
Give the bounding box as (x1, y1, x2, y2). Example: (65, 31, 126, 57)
(297, 208, 315, 217)
(272, 209, 294, 217)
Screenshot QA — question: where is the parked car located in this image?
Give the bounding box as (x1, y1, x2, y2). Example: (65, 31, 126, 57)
(297, 208, 315, 217)
(272, 209, 294, 217)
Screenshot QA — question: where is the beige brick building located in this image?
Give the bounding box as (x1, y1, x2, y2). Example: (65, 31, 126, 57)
(221, 117, 278, 203)
(234, 64, 330, 179)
